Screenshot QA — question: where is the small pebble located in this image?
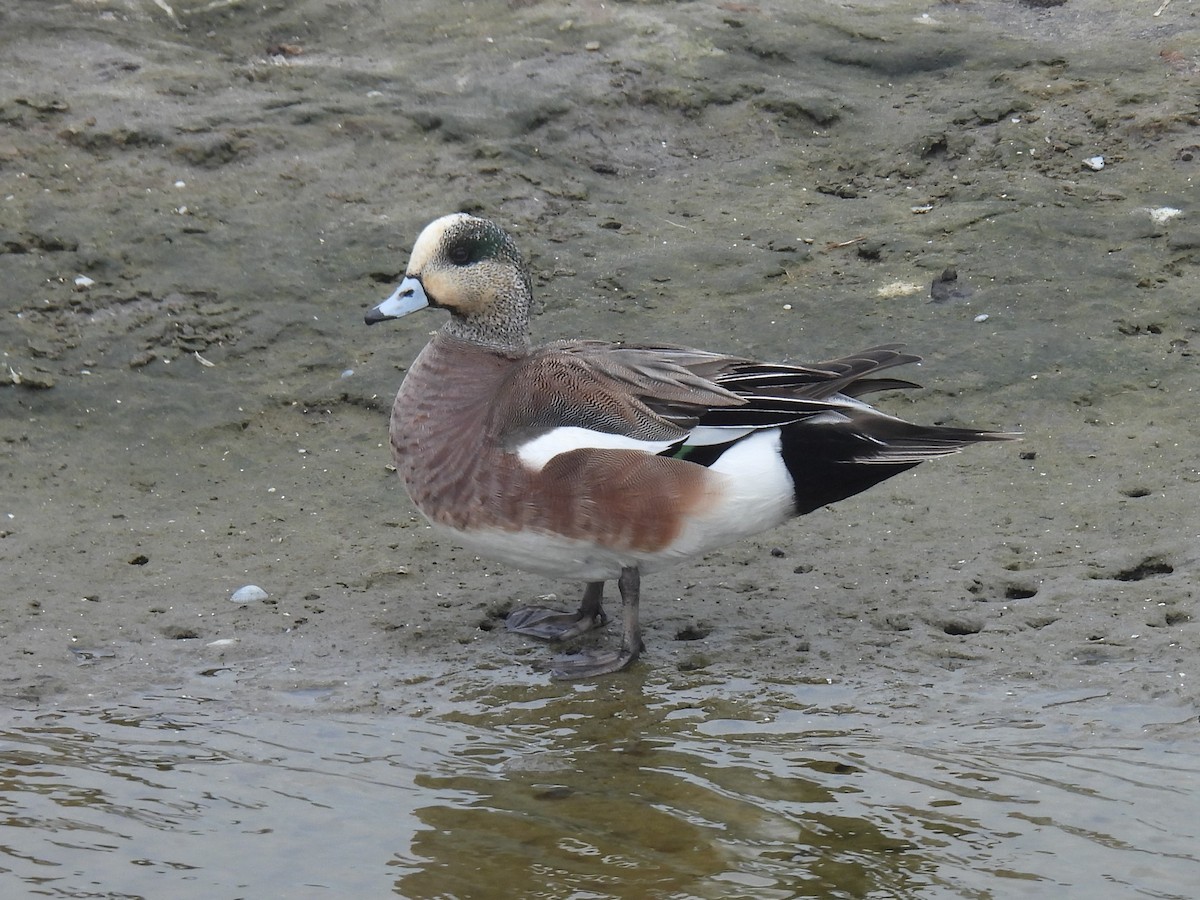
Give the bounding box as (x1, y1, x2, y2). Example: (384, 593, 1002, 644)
(974, 313, 990, 323)
(1082, 156, 1105, 171)
(1148, 206, 1181, 225)
(230, 584, 268, 603)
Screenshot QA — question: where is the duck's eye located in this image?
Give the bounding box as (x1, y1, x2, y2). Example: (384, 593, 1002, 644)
(447, 243, 472, 266)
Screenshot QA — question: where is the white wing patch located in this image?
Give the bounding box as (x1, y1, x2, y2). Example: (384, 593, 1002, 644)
(683, 425, 758, 446)
(516, 426, 679, 471)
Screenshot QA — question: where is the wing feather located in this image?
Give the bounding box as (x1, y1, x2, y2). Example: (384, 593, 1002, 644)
(494, 340, 1014, 466)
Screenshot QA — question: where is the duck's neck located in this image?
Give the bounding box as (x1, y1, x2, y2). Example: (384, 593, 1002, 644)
(440, 266, 534, 354)
(441, 315, 531, 355)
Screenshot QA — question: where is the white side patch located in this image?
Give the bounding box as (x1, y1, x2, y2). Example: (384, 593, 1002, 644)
(657, 428, 795, 568)
(705, 427, 795, 528)
(516, 426, 678, 471)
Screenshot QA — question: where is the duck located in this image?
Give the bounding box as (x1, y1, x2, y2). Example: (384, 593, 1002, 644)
(366, 213, 1016, 678)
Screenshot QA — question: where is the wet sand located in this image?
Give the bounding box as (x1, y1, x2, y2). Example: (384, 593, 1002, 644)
(1, 0, 1199, 890)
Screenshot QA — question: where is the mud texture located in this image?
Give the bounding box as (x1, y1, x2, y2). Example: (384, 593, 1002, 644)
(1, 0, 1198, 733)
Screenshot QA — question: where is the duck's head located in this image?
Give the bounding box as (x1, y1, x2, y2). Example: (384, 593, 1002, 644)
(366, 213, 533, 352)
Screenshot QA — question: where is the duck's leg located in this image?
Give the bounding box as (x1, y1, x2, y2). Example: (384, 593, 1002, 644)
(546, 566, 643, 679)
(506, 581, 608, 641)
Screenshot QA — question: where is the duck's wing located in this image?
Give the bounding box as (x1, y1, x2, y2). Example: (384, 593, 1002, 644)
(712, 343, 922, 401)
(490, 340, 748, 467)
(493, 341, 1013, 470)
(680, 343, 920, 436)
(694, 343, 1016, 461)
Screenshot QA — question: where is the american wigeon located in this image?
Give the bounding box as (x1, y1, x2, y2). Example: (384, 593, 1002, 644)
(366, 213, 1016, 677)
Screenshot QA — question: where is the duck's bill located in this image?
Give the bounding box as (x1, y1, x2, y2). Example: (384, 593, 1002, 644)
(365, 276, 429, 325)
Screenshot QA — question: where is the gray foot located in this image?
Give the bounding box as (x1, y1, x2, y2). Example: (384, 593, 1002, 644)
(538, 566, 644, 680)
(505, 605, 607, 641)
(541, 647, 638, 679)
(506, 581, 606, 641)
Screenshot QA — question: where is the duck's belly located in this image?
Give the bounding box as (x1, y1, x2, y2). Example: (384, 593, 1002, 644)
(432, 522, 637, 582)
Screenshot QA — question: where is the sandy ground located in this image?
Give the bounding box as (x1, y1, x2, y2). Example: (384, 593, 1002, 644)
(1, 0, 1198, 734)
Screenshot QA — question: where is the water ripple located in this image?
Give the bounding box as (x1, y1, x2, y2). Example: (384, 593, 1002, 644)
(1, 679, 1197, 898)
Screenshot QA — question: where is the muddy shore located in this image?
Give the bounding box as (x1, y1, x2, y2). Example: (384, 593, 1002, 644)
(2, 0, 1198, 736)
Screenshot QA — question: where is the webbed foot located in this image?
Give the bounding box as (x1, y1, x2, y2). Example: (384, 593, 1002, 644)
(540, 646, 639, 679)
(532, 566, 644, 680)
(505, 606, 607, 641)
(505, 581, 607, 641)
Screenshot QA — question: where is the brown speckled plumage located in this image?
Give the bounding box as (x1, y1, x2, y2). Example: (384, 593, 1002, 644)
(391, 332, 719, 552)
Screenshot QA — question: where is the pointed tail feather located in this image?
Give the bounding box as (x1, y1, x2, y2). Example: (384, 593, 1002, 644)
(781, 418, 1018, 515)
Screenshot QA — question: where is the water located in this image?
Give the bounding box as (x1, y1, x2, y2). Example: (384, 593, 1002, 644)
(3, 678, 1196, 899)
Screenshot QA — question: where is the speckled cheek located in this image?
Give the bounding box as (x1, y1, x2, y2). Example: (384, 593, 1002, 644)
(418, 267, 458, 309)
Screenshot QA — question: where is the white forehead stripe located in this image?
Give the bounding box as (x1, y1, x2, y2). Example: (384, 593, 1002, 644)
(407, 213, 472, 273)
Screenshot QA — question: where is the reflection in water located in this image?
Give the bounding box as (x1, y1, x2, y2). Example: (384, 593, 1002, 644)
(0, 680, 1197, 898)
(401, 681, 934, 899)
(399, 676, 1200, 899)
